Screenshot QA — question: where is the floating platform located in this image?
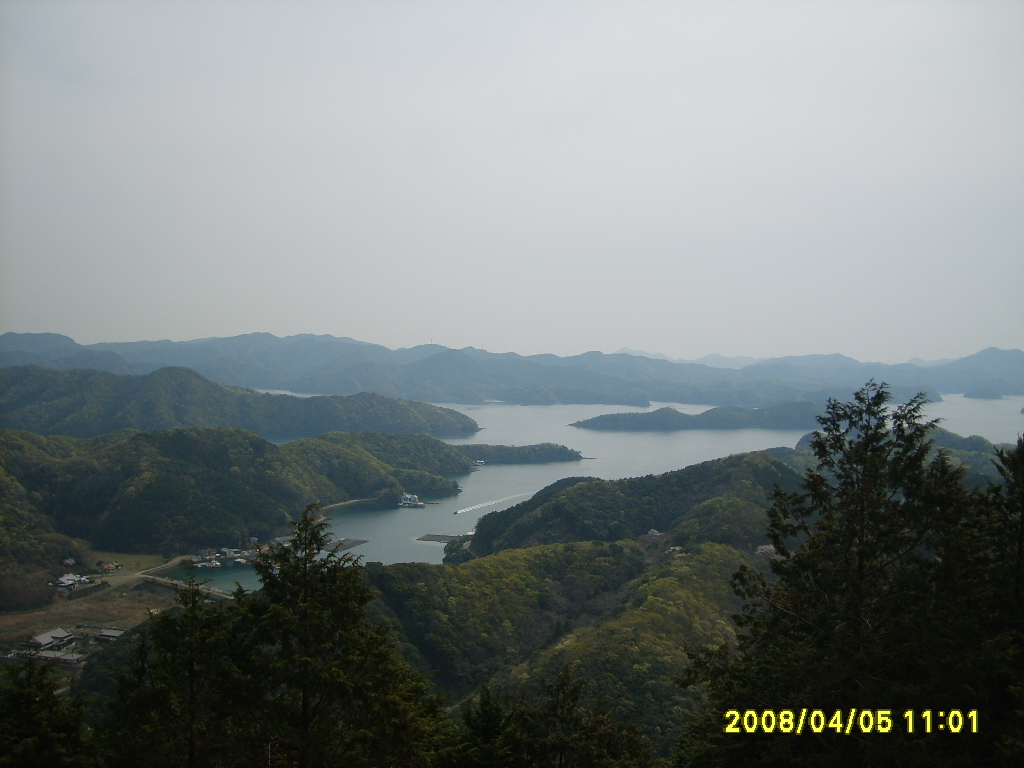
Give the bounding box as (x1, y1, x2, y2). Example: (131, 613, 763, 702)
(335, 538, 368, 551)
(417, 534, 467, 543)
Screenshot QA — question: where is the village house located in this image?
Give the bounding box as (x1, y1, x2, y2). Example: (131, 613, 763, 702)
(49, 573, 91, 591)
(96, 628, 126, 644)
(32, 649, 87, 667)
(28, 627, 74, 652)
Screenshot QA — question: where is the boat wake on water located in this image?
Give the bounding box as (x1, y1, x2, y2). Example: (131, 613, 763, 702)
(454, 493, 532, 514)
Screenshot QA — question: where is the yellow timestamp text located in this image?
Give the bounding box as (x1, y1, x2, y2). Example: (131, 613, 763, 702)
(723, 709, 979, 735)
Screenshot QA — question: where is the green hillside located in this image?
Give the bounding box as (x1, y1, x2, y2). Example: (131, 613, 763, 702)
(491, 542, 748, 753)
(0, 465, 87, 611)
(0, 427, 592, 610)
(466, 452, 802, 556)
(0, 365, 478, 439)
(367, 540, 647, 695)
(356, 417, 1019, 757)
(0, 426, 481, 570)
(317, 431, 474, 476)
(367, 451, 796, 753)
(362, 452, 798, 751)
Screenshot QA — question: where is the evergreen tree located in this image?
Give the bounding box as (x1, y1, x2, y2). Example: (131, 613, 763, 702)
(676, 382, 1022, 767)
(993, 436, 1024, 612)
(454, 666, 655, 768)
(102, 576, 242, 768)
(100, 504, 448, 768)
(455, 683, 522, 768)
(231, 503, 448, 768)
(987, 436, 1024, 761)
(0, 659, 96, 768)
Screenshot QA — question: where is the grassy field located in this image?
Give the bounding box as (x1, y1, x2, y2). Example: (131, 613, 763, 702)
(80, 549, 170, 574)
(0, 551, 183, 651)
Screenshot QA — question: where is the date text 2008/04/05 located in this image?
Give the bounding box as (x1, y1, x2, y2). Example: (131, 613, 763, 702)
(724, 709, 978, 735)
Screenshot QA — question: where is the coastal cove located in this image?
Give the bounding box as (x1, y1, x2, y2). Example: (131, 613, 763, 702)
(160, 395, 1024, 590)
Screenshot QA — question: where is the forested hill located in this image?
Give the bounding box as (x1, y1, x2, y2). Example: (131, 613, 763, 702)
(0, 427, 587, 611)
(368, 451, 804, 752)
(571, 401, 822, 431)
(367, 426, 1019, 756)
(0, 426, 462, 610)
(455, 442, 584, 463)
(0, 428, 470, 558)
(0, 365, 478, 439)
(463, 452, 803, 558)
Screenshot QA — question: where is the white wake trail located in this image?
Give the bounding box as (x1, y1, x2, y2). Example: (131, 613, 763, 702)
(454, 492, 532, 515)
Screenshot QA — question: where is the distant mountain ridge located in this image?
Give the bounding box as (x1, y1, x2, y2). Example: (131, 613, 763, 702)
(615, 348, 764, 369)
(3, 332, 1022, 408)
(0, 332, 137, 374)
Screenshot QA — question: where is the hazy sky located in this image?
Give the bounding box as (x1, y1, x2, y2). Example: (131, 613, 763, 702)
(1, 1, 1022, 363)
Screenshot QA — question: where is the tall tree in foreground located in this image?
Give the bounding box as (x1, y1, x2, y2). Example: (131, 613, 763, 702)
(676, 382, 1023, 767)
(993, 436, 1024, 613)
(101, 504, 448, 768)
(0, 660, 96, 768)
(988, 436, 1024, 761)
(103, 576, 239, 768)
(231, 503, 449, 768)
(453, 667, 655, 768)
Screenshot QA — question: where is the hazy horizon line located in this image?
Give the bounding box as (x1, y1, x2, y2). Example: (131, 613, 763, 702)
(1, 327, 1018, 368)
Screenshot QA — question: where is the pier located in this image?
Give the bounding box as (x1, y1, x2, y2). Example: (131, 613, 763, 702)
(334, 538, 368, 551)
(417, 534, 467, 543)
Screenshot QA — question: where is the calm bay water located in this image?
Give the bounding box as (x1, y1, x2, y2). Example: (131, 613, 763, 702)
(921, 394, 1024, 445)
(164, 394, 1024, 589)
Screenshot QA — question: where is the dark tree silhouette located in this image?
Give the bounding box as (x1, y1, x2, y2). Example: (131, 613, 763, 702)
(0, 659, 96, 768)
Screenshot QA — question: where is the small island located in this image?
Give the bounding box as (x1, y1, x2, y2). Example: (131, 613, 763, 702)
(963, 385, 1004, 400)
(571, 402, 823, 432)
(456, 443, 584, 464)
